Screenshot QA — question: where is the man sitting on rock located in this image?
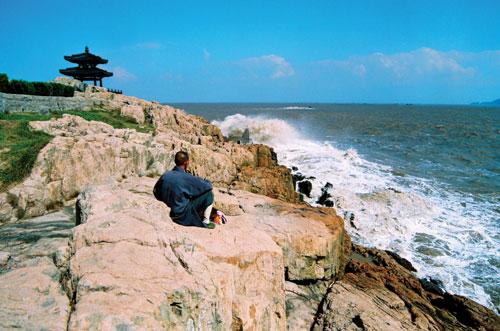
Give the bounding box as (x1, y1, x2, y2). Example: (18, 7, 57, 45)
(153, 151, 215, 229)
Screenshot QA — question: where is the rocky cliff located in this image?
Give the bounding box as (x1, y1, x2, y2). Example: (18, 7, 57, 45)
(0, 87, 498, 330)
(0, 87, 296, 224)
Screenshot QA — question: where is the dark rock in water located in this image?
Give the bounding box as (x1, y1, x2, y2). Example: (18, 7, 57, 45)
(323, 200, 334, 207)
(293, 173, 306, 181)
(317, 182, 333, 206)
(348, 212, 357, 229)
(292, 173, 306, 188)
(226, 128, 252, 144)
(384, 250, 417, 272)
(291, 166, 298, 171)
(297, 180, 312, 197)
(308, 176, 316, 180)
(241, 128, 251, 144)
(317, 192, 331, 205)
(460, 202, 467, 207)
(270, 148, 278, 164)
(388, 187, 401, 194)
(420, 277, 446, 295)
(391, 169, 406, 177)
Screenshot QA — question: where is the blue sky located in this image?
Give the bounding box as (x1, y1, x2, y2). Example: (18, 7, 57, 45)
(1, 0, 499, 103)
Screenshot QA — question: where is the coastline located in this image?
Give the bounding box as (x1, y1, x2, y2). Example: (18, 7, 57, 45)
(0, 86, 498, 329)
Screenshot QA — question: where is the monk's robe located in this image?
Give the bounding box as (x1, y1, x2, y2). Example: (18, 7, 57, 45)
(154, 166, 212, 227)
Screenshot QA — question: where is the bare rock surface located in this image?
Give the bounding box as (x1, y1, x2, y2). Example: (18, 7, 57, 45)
(0, 257, 70, 330)
(63, 176, 346, 330)
(0, 208, 74, 330)
(1, 89, 497, 331)
(1, 96, 296, 223)
(313, 244, 500, 331)
(0, 207, 73, 267)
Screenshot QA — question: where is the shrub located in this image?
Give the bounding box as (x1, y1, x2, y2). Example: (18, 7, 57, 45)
(0, 73, 8, 92)
(32, 82, 50, 96)
(9, 80, 35, 95)
(1, 76, 74, 97)
(64, 85, 74, 97)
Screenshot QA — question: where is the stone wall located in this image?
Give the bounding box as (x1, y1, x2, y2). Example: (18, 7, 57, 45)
(0, 92, 106, 114)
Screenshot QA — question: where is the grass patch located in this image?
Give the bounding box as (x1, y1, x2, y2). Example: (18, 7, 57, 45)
(61, 110, 153, 133)
(0, 109, 154, 191)
(0, 119, 52, 191)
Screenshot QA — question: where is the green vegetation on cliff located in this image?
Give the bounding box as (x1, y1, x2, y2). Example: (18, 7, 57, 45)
(61, 110, 154, 133)
(0, 110, 153, 191)
(0, 118, 52, 191)
(0, 73, 75, 97)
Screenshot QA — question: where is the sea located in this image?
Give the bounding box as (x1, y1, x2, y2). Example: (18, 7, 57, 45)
(172, 103, 499, 312)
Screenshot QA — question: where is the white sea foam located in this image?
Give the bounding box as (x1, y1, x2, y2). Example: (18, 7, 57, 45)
(213, 113, 498, 310)
(254, 106, 315, 111)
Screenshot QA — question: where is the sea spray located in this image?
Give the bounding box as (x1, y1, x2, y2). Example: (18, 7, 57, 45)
(213, 113, 497, 310)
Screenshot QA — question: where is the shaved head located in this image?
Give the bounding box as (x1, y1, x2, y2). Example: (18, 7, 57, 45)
(174, 151, 189, 166)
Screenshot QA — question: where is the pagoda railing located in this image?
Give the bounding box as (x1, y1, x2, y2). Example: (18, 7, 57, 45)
(108, 88, 122, 94)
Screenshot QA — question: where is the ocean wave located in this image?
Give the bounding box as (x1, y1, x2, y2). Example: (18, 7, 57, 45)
(213, 113, 498, 310)
(253, 106, 315, 111)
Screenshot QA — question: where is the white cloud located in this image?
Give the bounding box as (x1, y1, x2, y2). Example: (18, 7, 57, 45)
(112, 66, 137, 81)
(238, 54, 295, 79)
(317, 47, 477, 79)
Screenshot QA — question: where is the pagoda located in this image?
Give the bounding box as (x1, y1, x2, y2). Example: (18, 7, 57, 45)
(59, 46, 113, 87)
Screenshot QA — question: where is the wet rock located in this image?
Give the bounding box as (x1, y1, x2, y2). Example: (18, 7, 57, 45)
(313, 244, 500, 331)
(227, 128, 251, 144)
(291, 166, 298, 171)
(384, 250, 417, 272)
(317, 182, 334, 207)
(388, 187, 402, 194)
(298, 180, 312, 197)
(346, 212, 357, 229)
(292, 172, 306, 188)
(323, 200, 334, 207)
(420, 277, 446, 295)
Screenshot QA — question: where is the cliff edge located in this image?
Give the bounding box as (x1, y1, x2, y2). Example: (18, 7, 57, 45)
(0, 87, 498, 330)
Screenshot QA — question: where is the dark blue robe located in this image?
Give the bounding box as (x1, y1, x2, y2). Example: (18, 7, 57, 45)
(153, 166, 212, 227)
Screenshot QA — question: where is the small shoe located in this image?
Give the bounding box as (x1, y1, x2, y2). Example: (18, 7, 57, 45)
(217, 210, 227, 224)
(204, 221, 216, 229)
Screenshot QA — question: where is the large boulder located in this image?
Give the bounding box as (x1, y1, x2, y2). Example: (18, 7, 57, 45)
(63, 177, 347, 330)
(120, 104, 145, 124)
(313, 244, 500, 331)
(52, 76, 85, 91)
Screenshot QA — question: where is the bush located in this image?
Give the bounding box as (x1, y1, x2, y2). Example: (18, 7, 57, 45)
(32, 82, 51, 96)
(9, 80, 35, 95)
(64, 85, 74, 97)
(0, 73, 8, 92)
(0, 76, 74, 97)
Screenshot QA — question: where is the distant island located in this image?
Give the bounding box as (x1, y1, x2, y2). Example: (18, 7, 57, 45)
(471, 98, 500, 107)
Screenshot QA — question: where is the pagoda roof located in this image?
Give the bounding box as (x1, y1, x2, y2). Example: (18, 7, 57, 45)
(63, 46, 108, 65)
(59, 66, 113, 79)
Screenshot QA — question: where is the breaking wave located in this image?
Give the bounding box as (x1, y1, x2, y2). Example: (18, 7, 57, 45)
(213, 113, 498, 311)
(253, 106, 315, 111)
